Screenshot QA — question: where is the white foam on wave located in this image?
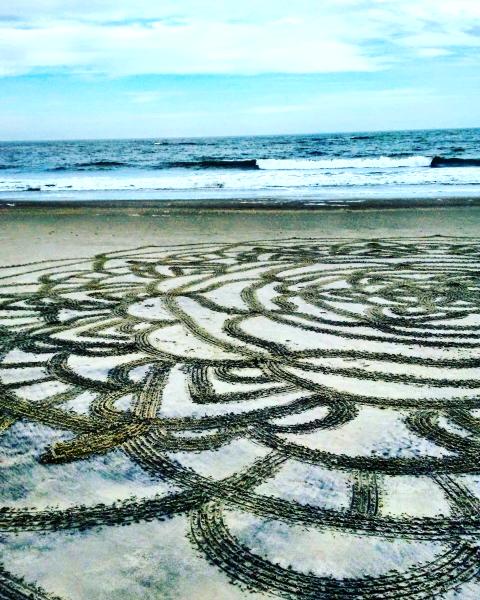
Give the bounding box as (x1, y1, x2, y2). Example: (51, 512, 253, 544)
(257, 156, 432, 170)
(1, 159, 480, 195)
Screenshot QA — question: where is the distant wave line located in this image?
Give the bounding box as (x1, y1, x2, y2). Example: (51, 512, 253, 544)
(430, 156, 480, 168)
(4, 155, 480, 174)
(168, 159, 259, 169)
(257, 156, 433, 170)
(49, 160, 131, 171)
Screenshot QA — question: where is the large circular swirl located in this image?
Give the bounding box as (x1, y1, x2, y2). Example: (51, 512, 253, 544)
(1, 237, 480, 599)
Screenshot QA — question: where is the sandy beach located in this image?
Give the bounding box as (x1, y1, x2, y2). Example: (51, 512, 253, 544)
(2, 202, 480, 599)
(2, 204, 480, 265)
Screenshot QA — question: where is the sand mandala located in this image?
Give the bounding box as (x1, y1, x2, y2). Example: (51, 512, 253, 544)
(1, 237, 480, 599)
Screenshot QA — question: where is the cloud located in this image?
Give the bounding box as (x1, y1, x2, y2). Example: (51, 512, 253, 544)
(0, 19, 379, 77)
(416, 48, 452, 58)
(0, 0, 479, 77)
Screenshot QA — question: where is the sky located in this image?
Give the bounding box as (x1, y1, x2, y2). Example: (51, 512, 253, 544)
(0, 0, 479, 140)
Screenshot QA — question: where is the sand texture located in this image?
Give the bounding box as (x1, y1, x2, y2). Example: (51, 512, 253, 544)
(1, 216, 480, 599)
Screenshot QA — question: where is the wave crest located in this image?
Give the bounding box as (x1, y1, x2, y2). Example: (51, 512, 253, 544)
(257, 156, 432, 170)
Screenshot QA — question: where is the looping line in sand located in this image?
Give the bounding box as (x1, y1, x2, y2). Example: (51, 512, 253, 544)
(1, 237, 480, 599)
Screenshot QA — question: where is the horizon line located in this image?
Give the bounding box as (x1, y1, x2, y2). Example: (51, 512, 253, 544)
(1, 125, 479, 144)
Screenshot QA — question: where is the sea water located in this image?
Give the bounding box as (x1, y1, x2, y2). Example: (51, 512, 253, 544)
(0, 128, 479, 205)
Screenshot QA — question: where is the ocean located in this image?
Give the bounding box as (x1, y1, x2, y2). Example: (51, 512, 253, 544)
(1, 128, 480, 206)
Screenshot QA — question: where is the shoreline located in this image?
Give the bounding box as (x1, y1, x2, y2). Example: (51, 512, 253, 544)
(2, 195, 480, 211)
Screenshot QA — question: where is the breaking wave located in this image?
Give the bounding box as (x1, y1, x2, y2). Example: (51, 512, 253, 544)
(257, 156, 432, 170)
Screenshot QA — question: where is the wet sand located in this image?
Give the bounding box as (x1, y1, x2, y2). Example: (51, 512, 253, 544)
(1, 204, 480, 265)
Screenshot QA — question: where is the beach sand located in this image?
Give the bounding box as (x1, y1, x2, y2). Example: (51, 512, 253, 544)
(1, 204, 480, 600)
(1, 204, 480, 265)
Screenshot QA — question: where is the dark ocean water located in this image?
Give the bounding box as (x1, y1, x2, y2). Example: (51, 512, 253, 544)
(1, 128, 480, 205)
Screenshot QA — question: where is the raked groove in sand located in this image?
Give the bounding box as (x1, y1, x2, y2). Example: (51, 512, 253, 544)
(1, 237, 480, 599)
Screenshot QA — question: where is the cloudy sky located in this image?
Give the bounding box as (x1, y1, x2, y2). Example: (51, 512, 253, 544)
(1, 0, 479, 139)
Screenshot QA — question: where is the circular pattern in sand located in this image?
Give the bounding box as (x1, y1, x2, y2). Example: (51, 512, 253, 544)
(1, 238, 480, 599)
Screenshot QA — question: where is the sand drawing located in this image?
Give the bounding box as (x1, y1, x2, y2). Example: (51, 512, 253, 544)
(1, 237, 480, 599)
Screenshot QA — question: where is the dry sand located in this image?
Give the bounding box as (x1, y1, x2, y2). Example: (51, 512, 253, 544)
(2, 205, 480, 599)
